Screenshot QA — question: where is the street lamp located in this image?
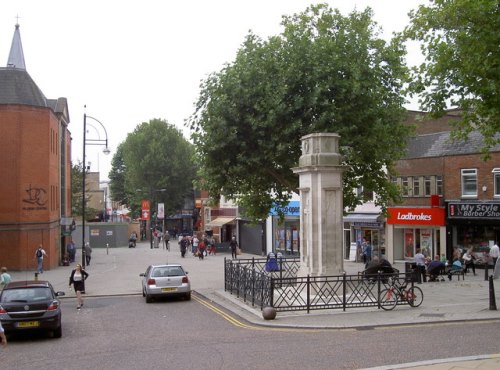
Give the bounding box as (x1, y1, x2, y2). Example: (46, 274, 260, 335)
(82, 112, 111, 269)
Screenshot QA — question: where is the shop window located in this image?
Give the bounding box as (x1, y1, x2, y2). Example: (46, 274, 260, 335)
(413, 177, 420, 196)
(436, 176, 443, 195)
(493, 168, 500, 197)
(461, 169, 477, 197)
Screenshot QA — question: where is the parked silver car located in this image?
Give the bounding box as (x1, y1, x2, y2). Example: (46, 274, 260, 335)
(140, 264, 191, 303)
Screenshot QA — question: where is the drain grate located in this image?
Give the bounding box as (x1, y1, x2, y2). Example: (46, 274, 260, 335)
(356, 326, 375, 331)
(420, 313, 445, 317)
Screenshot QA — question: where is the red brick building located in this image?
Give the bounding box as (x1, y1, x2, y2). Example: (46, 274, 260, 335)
(0, 23, 72, 271)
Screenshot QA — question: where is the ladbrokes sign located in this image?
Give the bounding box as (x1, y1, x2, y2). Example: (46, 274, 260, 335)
(387, 207, 445, 226)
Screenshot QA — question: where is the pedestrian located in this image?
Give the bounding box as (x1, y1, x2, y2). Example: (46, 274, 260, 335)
(229, 236, 239, 259)
(69, 263, 89, 309)
(198, 239, 206, 260)
(414, 248, 427, 283)
(179, 235, 188, 258)
(0, 267, 12, 289)
(0, 320, 7, 347)
(489, 242, 499, 267)
(66, 239, 76, 262)
(84, 242, 92, 266)
(363, 239, 372, 264)
(208, 236, 216, 256)
(35, 245, 47, 273)
(192, 235, 199, 256)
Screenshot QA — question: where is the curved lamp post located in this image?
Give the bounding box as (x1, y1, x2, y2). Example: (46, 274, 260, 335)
(82, 113, 111, 269)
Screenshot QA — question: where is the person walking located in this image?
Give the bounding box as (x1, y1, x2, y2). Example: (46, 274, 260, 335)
(192, 235, 199, 256)
(69, 264, 89, 309)
(179, 235, 188, 258)
(66, 239, 76, 263)
(198, 239, 206, 260)
(84, 242, 92, 266)
(35, 245, 47, 273)
(490, 242, 499, 267)
(0, 267, 12, 289)
(229, 236, 239, 259)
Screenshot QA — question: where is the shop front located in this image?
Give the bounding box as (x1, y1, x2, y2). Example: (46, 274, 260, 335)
(343, 214, 384, 261)
(268, 201, 300, 256)
(447, 201, 500, 259)
(386, 207, 446, 263)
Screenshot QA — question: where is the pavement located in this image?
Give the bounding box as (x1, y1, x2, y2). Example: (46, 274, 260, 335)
(7, 240, 500, 369)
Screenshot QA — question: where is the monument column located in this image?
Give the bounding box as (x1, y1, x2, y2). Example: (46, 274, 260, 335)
(292, 133, 345, 276)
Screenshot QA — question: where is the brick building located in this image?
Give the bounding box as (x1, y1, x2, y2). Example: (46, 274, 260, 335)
(0, 23, 72, 271)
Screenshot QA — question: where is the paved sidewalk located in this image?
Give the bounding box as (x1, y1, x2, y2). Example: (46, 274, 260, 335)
(7, 241, 500, 369)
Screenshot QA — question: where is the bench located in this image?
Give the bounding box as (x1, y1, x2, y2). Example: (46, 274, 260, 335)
(447, 266, 465, 281)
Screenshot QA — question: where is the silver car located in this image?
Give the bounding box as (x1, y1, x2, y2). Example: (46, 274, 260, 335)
(140, 264, 191, 303)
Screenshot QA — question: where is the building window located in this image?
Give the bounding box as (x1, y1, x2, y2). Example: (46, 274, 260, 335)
(461, 169, 477, 197)
(424, 176, 432, 196)
(402, 177, 409, 197)
(413, 177, 420, 196)
(494, 168, 500, 197)
(436, 176, 443, 195)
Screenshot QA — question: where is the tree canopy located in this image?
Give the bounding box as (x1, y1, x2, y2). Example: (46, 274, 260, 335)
(404, 0, 500, 156)
(71, 160, 99, 221)
(189, 4, 411, 220)
(109, 119, 196, 218)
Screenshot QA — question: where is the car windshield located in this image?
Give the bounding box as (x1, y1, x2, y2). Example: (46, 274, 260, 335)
(151, 267, 184, 278)
(1, 287, 52, 303)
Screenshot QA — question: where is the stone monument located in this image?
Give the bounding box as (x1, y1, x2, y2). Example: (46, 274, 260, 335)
(292, 133, 345, 276)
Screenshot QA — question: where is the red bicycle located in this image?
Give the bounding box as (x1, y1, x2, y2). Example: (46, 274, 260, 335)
(378, 277, 424, 311)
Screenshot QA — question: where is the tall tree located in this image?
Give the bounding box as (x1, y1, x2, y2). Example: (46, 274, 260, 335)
(108, 143, 128, 206)
(189, 4, 411, 220)
(404, 0, 500, 156)
(110, 119, 197, 217)
(71, 160, 99, 220)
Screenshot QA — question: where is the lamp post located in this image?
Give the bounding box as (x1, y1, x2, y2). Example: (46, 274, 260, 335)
(82, 112, 111, 269)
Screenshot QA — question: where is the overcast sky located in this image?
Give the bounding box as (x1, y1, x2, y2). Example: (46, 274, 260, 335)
(1, 0, 427, 181)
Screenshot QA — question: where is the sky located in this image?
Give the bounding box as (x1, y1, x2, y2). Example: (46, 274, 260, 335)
(1, 0, 427, 181)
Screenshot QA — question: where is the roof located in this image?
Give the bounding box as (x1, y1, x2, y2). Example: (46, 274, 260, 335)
(0, 67, 47, 107)
(6, 23, 26, 70)
(404, 131, 500, 159)
(3, 280, 52, 289)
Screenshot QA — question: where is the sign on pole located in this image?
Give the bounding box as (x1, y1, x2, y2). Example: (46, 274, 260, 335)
(157, 203, 165, 220)
(141, 199, 151, 220)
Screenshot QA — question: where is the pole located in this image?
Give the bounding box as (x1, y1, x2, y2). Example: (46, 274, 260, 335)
(489, 275, 497, 311)
(82, 113, 87, 269)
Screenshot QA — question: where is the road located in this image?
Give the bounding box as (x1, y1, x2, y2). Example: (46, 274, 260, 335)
(2, 294, 499, 370)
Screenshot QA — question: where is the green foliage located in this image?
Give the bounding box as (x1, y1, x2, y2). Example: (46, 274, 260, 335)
(404, 0, 500, 157)
(71, 160, 99, 220)
(189, 4, 411, 220)
(109, 119, 197, 218)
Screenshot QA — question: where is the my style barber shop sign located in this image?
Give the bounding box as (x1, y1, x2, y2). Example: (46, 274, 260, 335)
(448, 202, 500, 218)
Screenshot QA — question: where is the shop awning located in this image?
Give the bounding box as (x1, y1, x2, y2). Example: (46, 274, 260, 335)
(205, 217, 236, 228)
(343, 214, 381, 223)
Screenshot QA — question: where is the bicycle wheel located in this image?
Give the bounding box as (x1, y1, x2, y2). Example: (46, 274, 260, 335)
(407, 286, 424, 307)
(379, 288, 398, 311)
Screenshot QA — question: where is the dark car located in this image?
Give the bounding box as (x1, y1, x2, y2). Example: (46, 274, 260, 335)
(0, 280, 65, 338)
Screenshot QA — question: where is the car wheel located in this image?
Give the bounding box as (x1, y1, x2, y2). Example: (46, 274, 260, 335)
(146, 294, 152, 303)
(53, 326, 62, 338)
(185, 292, 191, 301)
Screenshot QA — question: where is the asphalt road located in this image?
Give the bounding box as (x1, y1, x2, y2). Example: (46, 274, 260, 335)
(2, 294, 499, 370)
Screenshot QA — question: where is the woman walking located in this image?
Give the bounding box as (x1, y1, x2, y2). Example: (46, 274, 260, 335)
(69, 264, 89, 309)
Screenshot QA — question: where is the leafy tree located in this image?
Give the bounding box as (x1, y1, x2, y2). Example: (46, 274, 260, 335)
(189, 4, 411, 220)
(108, 143, 129, 206)
(110, 119, 197, 218)
(404, 0, 500, 157)
(71, 160, 99, 221)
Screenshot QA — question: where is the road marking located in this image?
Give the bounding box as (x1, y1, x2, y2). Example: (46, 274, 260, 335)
(192, 294, 354, 333)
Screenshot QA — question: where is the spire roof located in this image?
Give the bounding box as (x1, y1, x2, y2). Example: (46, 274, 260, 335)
(7, 23, 26, 70)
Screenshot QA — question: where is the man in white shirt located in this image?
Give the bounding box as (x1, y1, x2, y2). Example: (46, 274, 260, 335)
(414, 248, 427, 283)
(490, 242, 499, 267)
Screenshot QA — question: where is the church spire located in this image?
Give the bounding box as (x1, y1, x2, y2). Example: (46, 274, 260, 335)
(7, 22, 26, 70)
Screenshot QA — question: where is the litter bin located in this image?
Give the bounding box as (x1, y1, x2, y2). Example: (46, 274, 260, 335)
(405, 262, 418, 283)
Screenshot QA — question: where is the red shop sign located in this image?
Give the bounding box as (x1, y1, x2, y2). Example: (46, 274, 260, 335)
(386, 207, 445, 226)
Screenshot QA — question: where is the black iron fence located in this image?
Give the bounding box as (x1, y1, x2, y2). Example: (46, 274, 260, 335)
(224, 257, 415, 313)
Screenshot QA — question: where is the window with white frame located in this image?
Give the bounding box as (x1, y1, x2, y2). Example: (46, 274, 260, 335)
(493, 168, 500, 197)
(402, 177, 409, 196)
(413, 177, 420, 196)
(461, 169, 477, 197)
(436, 176, 443, 195)
(424, 176, 432, 196)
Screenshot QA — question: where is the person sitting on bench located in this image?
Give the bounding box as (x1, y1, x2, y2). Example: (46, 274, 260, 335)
(427, 255, 445, 281)
(448, 258, 462, 280)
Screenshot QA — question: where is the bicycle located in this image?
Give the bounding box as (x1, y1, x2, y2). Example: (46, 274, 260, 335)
(378, 277, 424, 311)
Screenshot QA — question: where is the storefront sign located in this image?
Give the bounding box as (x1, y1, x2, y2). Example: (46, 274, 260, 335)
(448, 202, 500, 218)
(270, 201, 300, 216)
(387, 207, 445, 226)
(141, 199, 150, 220)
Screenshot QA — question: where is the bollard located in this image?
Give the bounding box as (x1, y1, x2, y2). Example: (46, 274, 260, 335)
(489, 275, 497, 311)
(34, 272, 38, 281)
(484, 263, 489, 281)
(106, 243, 109, 255)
